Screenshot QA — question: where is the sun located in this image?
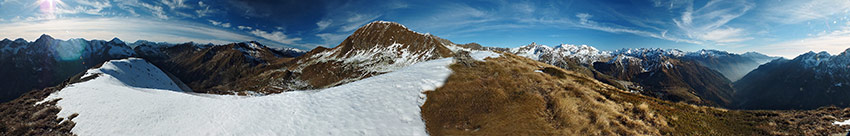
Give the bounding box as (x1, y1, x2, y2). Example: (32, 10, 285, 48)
(37, 0, 64, 17)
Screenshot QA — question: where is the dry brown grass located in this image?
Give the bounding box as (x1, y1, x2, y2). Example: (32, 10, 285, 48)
(419, 52, 843, 135)
(422, 53, 669, 135)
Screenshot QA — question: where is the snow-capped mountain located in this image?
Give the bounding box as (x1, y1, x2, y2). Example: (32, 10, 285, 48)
(598, 48, 734, 106)
(510, 44, 743, 106)
(273, 21, 467, 90)
(734, 48, 850, 110)
(510, 42, 611, 65)
(508, 44, 776, 81)
(0, 34, 135, 102)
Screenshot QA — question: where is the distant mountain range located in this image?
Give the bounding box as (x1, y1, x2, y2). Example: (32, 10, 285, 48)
(0, 35, 306, 102)
(735, 49, 850, 110)
(0, 35, 135, 102)
(683, 50, 778, 81)
(508, 43, 777, 107)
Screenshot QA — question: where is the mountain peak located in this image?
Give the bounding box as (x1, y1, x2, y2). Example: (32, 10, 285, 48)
(366, 21, 406, 28)
(354, 21, 432, 38)
(794, 51, 833, 68)
(238, 41, 266, 50)
(332, 21, 450, 56)
(109, 37, 125, 44)
(13, 38, 27, 43)
(36, 34, 54, 42)
(742, 51, 765, 56)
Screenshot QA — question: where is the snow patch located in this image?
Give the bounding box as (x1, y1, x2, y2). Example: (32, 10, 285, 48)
(469, 50, 501, 61)
(834, 119, 850, 126)
(306, 42, 436, 73)
(41, 57, 455, 135)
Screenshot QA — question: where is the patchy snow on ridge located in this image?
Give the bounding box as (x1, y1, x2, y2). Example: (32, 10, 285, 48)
(37, 51, 507, 135)
(305, 42, 438, 73)
(834, 119, 850, 126)
(470, 50, 501, 61)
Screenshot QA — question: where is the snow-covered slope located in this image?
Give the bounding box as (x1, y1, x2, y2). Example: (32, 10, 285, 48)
(40, 52, 500, 135)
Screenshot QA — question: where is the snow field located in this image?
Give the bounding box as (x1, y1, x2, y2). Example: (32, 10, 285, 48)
(41, 52, 500, 135)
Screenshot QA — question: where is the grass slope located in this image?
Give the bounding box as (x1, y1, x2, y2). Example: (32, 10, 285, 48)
(421, 53, 846, 135)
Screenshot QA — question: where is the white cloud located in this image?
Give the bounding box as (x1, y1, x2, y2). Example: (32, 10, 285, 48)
(512, 2, 535, 14)
(576, 13, 592, 24)
(249, 29, 302, 45)
(54, 0, 111, 15)
(761, 28, 850, 58)
(316, 19, 332, 31)
(673, 0, 753, 43)
(139, 2, 168, 19)
(0, 18, 256, 45)
(115, 0, 168, 19)
(207, 19, 230, 28)
(339, 14, 380, 32)
(208, 20, 221, 25)
(698, 27, 753, 43)
(387, 1, 408, 9)
(160, 0, 189, 10)
(764, 0, 850, 24)
(195, 1, 212, 17)
(237, 26, 253, 30)
(316, 33, 348, 47)
(572, 13, 702, 44)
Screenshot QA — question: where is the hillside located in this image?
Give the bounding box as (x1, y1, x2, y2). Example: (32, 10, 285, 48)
(423, 53, 850, 135)
(734, 49, 850, 110)
(135, 41, 300, 94)
(510, 44, 736, 107)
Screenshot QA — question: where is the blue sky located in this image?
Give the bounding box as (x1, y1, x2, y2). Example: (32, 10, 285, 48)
(1, 0, 849, 58)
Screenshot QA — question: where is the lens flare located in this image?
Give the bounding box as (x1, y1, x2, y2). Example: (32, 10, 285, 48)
(37, 0, 64, 18)
(54, 38, 86, 61)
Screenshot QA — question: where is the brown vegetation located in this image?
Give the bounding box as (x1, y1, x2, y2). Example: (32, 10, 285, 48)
(0, 71, 95, 135)
(422, 53, 668, 135)
(421, 52, 850, 135)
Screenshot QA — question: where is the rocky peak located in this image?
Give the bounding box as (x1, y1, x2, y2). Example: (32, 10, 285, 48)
(829, 48, 850, 66)
(13, 38, 27, 44)
(34, 34, 55, 44)
(109, 37, 125, 45)
(793, 51, 832, 68)
(838, 48, 850, 57)
(741, 51, 766, 57)
(239, 41, 266, 50)
(314, 20, 453, 63)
